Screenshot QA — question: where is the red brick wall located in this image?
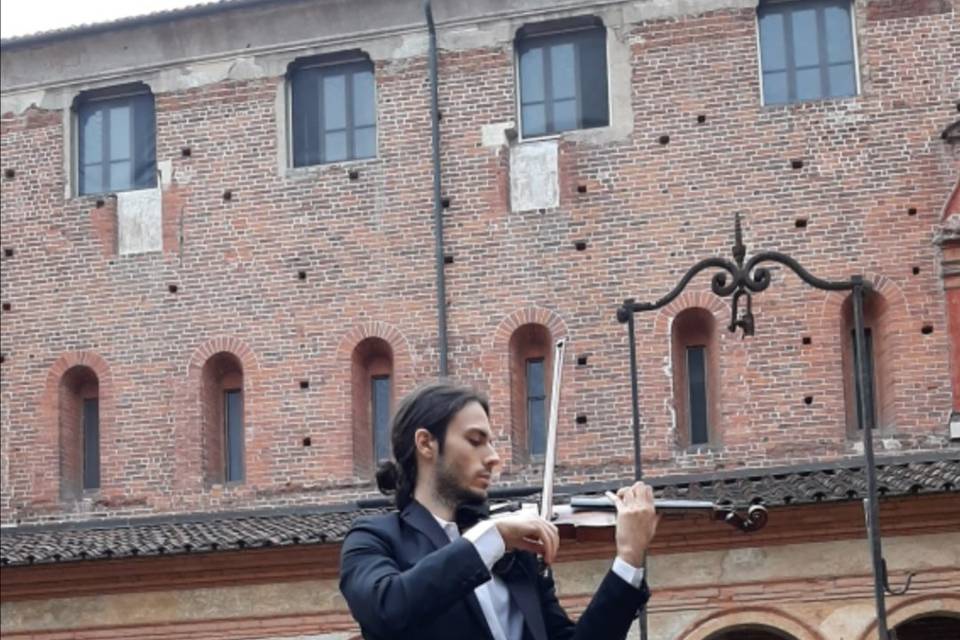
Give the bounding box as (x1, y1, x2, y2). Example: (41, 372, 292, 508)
(1, 1, 958, 523)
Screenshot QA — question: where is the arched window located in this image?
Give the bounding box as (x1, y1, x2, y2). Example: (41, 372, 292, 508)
(509, 323, 552, 458)
(893, 613, 960, 640)
(841, 290, 891, 434)
(671, 308, 719, 448)
(59, 366, 100, 499)
(201, 352, 244, 484)
(705, 624, 797, 640)
(352, 337, 394, 471)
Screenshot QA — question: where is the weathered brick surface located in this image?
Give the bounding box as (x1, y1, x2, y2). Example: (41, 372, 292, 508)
(0, 0, 958, 526)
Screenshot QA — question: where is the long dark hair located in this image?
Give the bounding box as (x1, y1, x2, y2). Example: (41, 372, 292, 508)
(375, 381, 490, 509)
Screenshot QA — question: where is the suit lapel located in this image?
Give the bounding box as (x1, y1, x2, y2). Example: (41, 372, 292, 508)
(501, 555, 548, 640)
(400, 501, 496, 640)
(400, 500, 452, 550)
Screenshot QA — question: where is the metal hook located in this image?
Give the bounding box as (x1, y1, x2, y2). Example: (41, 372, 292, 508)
(882, 559, 915, 596)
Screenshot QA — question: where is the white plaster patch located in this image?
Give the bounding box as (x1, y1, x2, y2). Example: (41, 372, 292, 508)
(509, 139, 558, 212)
(624, 0, 758, 23)
(117, 188, 163, 256)
(819, 603, 877, 640)
(390, 33, 429, 59)
(880, 438, 902, 451)
(157, 160, 174, 188)
(481, 121, 515, 148)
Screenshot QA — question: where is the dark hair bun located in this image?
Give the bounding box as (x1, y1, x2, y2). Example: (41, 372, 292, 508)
(375, 460, 399, 494)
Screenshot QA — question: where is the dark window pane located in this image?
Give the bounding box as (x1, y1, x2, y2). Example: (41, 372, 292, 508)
(521, 104, 546, 137)
(825, 4, 854, 62)
(325, 131, 348, 162)
(759, 12, 787, 71)
(828, 63, 856, 97)
(549, 43, 576, 100)
(131, 93, 157, 189)
(109, 105, 131, 160)
(763, 70, 789, 104)
(527, 358, 545, 397)
(553, 98, 577, 133)
(519, 47, 545, 103)
(758, 1, 856, 105)
(77, 90, 155, 195)
(354, 126, 376, 159)
(82, 398, 100, 490)
(372, 376, 391, 462)
(852, 328, 877, 430)
(323, 74, 347, 130)
(791, 7, 821, 67)
(686, 347, 709, 445)
(518, 25, 607, 136)
(526, 358, 546, 456)
(291, 59, 376, 166)
(353, 71, 376, 127)
(291, 70, 320, 166)
(796, 67, 823, 101)
(225, 389, 244, 482)
(578, 32, 609, 129)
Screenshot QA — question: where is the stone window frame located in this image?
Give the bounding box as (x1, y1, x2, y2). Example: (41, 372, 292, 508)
(513, 15, 611, 141)
(671, 307, 721, 450)
(351, 337, 394, 474)
(508, 323, 554, 461)
(71, 81, 157, 197)
(285, 50, 378, 170)
(755, 0, 862, 107)
(201, 352, 245, 486)
(59, 365, 101, 500)
(840, 290, 893, 436)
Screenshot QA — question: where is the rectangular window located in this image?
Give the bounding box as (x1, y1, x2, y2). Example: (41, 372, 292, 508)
(517, 22, 608, 138)
(686, 346, 709, 445)
(851, 328, 877, 430)
(82, 398, 100, 490)
(758, 0, 857, 105)
(526, 358, 547, 456)
(290, 57, 376, 166)
(224, 389, 244, 482)
(77, 88, 156, 195)
(372, 375, 391, 463)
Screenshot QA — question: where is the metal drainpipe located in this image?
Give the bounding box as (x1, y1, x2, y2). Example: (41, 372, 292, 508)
(425, 0, 449, 377)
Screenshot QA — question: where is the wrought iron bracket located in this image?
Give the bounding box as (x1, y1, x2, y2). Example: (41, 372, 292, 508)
(616, 214, 910, 640)
(617, 213, 858, 335)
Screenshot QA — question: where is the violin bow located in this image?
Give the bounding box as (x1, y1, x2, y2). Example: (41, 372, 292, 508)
(539, 339, 566, 523)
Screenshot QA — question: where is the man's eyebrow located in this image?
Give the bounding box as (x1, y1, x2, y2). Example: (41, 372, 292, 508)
(464, 427, 491, 438)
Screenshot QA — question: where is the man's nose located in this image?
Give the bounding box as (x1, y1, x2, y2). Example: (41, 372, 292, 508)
(485, 445, 502, 470)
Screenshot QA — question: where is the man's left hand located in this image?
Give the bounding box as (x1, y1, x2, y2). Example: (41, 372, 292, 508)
(607, 482, 659, 567)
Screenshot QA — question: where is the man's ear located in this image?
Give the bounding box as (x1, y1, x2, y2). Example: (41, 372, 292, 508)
(414, 428, 437, 461)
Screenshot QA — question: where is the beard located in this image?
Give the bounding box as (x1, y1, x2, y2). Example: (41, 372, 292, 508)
(434, 454, 486, 511)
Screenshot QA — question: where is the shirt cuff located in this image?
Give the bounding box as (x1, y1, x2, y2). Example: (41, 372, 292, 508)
(612, 557, 646, 589)
(463, 520, 506, 570)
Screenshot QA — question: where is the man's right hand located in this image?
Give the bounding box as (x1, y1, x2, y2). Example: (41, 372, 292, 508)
(493, 512, 560, 565)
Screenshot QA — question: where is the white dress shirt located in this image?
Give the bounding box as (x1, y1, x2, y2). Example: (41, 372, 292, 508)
(432, 514, 645, 640)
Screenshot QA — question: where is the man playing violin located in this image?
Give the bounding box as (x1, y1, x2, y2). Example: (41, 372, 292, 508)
(339, 382, 660, 640)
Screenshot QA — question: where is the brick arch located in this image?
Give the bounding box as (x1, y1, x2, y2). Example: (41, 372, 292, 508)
(858, 593, 960, 640)
(38, 352, 115, 502)
(491, 307, 569, 353)
(336, 321, 415, 479)
(487, 307, 568, 469)
(816, 272, 908, 330)
(172, 337, 260, 490)
(679, 606, 822, 640)
(652, 290, 728, 336)
(814, 272, 908, 433)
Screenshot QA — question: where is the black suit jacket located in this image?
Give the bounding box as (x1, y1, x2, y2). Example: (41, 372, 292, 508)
(339, 501, 650, 640)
